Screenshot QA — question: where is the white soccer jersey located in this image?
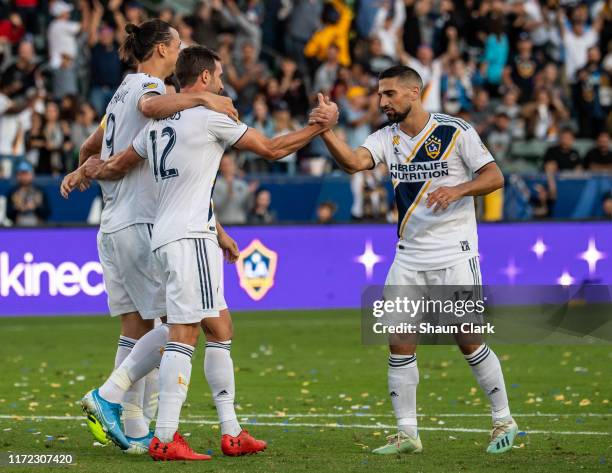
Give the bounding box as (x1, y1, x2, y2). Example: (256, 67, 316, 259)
(361, 113, 495, 270)
(132, 107, 248, 251)
(98, 73, 166, 233)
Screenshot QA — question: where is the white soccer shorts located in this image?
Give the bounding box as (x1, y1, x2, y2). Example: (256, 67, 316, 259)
(382, 252, 483, 327)
(97, 223, 165, 319)
(154, 237, 227, 324)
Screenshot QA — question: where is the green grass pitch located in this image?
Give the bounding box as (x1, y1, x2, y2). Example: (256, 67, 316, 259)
(0, 310, 610, 472)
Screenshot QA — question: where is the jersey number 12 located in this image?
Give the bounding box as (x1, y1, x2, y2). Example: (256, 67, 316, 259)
(150, 126, 178, 181)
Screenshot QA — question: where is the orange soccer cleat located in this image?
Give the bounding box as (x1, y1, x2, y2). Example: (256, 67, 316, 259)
(221, 430, 267, 456)
(149, 432, 212, 461)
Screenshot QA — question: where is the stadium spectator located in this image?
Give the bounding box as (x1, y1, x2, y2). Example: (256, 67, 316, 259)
(51, 52, 78, 99)
(270, 103, 298, 174)
(69, 102, 98, 170)
(522, 89, 569, 141)
(503, 33, 541, 103)
(575, 46, 611, 138)
(213, 153, 255, 225)
(543, 128, 582, 173)
(6, 160, 50, 226)
(371, 0, 405, 60)
(313, 44, 340, 94)
(441, 58, 473, 115)
(496, 88, 524, 139)
(47, 0, 88, 69)
(482, 18, 508, 95)
(584, 131, 612, 172)
(243, 98, 274, 173)
(226, 41, 269, 114)
(0, 11, 25, 46)
(485, 111, 513, 167)
(529, 183, 556, 219)
(277, 57, 309, 119)
(37, 100, 72, 176)
(286, 0, 322, 71)
(248, 189, 277, 224)
(0, 85, 31, 179)
(1, 40, 40, 99)
(558, 4, 602, 84)
(365, 37, 394, 76)
(399, 44, 444, 113)
(603, 191, 612, 218)
(304, 0, 352, 67)
(87, 0, 125, 115)
(469, 89, 494, 136)
(316, 200, 337, 224)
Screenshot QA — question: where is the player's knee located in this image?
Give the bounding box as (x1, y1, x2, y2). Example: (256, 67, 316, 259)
(120, 312, 154, 339)
(458, 343, 482, 356)
(169, 323, 200, 347)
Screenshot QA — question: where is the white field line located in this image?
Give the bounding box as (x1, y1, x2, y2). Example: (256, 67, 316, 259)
(0, 415, 608, 436)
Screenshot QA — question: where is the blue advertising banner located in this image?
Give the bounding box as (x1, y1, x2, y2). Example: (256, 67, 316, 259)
(0, 222, 610, 316)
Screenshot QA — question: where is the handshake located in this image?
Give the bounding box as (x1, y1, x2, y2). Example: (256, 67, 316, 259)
(309, 93, 339, 130)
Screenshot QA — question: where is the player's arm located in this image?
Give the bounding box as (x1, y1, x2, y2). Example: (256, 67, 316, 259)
(60, 125, 104, 198)
(216, 220, 240, 264)
(426, 161, 504, 213)
(234, 93, 338, 159)
(82, 145, 144, 181)
(308, 95, 376, 174)
(319, 129, 375, 174)
(138, 92, 239, 122)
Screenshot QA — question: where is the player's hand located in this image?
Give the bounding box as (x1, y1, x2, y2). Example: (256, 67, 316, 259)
(426, 186, 462, 213)
(60, 168, 90, 199)
(83, 155, 104, 180)
(203, 93, 239, 122)
(308, 93, 339, 129)
(218, 231, 240, 264)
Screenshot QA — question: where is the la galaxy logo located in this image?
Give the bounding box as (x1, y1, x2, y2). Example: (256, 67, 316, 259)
(424, 135, 442, 159)
(236, 239, 278, 301)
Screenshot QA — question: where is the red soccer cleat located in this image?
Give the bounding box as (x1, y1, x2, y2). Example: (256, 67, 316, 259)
(221, 430, 267, 456)
(149, 432, 212, 461)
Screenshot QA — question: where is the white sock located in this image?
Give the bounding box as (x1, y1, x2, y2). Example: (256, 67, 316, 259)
(143, 368, 159, 428)
(122, 378, 148, 438)
(464, 344, 511, 421)
(155, 342, 194, 443)
(102, 335, 149, 438)
(99, 336, 136, 403)
(204, 341, 241, 437)
(99, 325, 169, 404)
(114, 335, 136, 368)
(388, 354, 418, 438)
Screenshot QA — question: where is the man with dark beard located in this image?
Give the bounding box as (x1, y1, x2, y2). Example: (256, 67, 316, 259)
(309, 66, 515, 456)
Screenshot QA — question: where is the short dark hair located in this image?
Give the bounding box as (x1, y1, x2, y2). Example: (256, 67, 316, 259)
(175, 45, 221, 88)
(379, 66, 423, 90)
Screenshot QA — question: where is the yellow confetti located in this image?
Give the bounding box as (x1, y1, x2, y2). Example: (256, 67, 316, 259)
(554, 394, 565, 401)
(372, 432, 381, 437)
(287, 372, 296, 377)
(300, 389, 310, 394)
(50, 383, 61, 388)
(579, 399, 591, 407)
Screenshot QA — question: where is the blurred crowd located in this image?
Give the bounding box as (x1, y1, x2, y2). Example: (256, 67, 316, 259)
(1, 0, 611, 226)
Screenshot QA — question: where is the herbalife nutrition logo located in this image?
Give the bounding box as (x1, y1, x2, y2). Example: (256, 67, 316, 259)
(0, 252, 104, 297)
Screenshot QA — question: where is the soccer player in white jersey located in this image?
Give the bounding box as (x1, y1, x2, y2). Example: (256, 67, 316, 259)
(82, 45, 339, 461)
(59, 20, 238, 453)
(309, 65, 517, 455)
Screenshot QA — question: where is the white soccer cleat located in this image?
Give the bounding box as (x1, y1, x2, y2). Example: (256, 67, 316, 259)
(486, 418, 519, 454)
(372, 431, 423, 455)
